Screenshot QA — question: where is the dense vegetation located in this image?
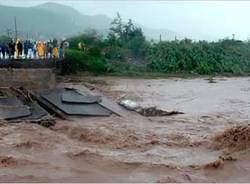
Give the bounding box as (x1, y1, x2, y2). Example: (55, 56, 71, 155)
(63, 13, 250, 76)
(147, 39, 250, 75)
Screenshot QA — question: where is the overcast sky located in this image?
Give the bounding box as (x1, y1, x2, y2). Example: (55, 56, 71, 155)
(1, 0, 250, 40)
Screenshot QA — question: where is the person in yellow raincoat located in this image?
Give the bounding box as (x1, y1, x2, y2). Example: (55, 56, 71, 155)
(37, 41, 45, 59)
(52, 39, 58, 58)
(52, 47, 58, 58)
(15, 38, 23, 59)
(41, 42, 45, 58)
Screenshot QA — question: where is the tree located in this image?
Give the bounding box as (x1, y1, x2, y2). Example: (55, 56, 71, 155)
(108, 12, 123, 43)
(107, 13, 148, 59)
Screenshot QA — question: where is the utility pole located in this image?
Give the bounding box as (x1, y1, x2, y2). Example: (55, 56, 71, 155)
(232, 33, 235, 40)
(14, 16, 18, 41)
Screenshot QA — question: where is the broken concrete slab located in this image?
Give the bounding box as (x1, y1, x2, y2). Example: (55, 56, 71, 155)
(0, 89, 51, 121)
(0, 96, 31, 120)
(0, 105, 31, 120)
(73, 86, 130, 117)
(61, 89, 101, 104)
(40, 89, 111, 116)
(0, 96, 23, 106)
(30, 92, 67, 120)
(99, 96, 130, 117)
(20, 103, 49, 120)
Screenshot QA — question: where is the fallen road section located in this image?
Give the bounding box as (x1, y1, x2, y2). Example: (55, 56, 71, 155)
(36, 88, 113, 117)
(0, 103, 31, 120)
(40, 89, 111, 116)
(0, 88, 49, 121)
(61, 90, 101, 104)
(0, 86, 129, 124)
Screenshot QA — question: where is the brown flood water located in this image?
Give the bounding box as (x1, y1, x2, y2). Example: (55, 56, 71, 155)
(1, 76, 250, 182)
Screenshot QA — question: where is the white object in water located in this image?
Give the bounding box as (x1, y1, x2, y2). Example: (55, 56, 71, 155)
(119, 99, 139, 110)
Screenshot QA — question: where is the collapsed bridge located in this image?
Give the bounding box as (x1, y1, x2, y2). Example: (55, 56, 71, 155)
(0, 59, 126, 124)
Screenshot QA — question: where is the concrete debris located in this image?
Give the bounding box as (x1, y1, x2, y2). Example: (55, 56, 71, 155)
(99, 96, 129, 117)
(20, 103, 49, 120)
(0, 96, 23, 106)
(39, 88, 112, 116)
(0, 85, 182, 122)
(119, 99, 183, 117)
(0, 87, 50, 122)
(0, 105, 31, 120)
(118, 99, 139, 110)
(61, 89, 101, 104)
(136, 106, 184, 117)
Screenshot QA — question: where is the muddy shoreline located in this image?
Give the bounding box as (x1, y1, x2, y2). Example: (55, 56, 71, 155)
(1, 76, 250, 182)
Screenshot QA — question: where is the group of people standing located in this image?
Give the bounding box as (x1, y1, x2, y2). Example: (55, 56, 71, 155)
(0, 39, 69, 59)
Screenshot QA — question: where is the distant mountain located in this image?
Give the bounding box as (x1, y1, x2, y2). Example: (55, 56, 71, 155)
(0, 2, 184, 40)
(0, 3, 111, 39)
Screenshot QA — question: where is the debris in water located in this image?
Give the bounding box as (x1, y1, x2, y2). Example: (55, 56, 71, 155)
(204, 158, 224, 169)
(0, 156, 17, 167)
(119, 99, 184, 116)
(118, 99, 139, 110)
(210, 124, 250, 152)
(136, 106, 184, 117)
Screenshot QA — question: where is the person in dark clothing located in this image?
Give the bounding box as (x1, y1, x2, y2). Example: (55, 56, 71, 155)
(48, 40, 53, 58)
(16, 40, 23, 59)
(5, 43, 9, 58)
(46, 41, 50, 58)
(1, 44, 8, 59)
(8, 40, 15, 59)
(23, 40, 29, 59)
(33, 41, 37, 59)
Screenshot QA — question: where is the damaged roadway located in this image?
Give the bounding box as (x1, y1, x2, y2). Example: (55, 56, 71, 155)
(0, 86, 122, 122)
(1, 76, 250, 182)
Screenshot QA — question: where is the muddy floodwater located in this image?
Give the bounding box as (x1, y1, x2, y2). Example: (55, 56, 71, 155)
(1, 76, 250, 182)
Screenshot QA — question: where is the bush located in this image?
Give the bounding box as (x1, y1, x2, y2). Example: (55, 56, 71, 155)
(62, 49, 107, 75)
(88, 58, 107, 73)
(62, 49, 88, 74)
